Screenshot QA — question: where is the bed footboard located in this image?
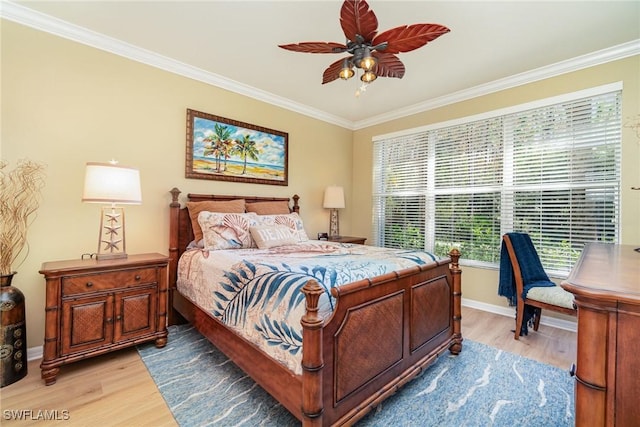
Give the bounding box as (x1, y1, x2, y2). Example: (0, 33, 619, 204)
(300, 249, 462, 426)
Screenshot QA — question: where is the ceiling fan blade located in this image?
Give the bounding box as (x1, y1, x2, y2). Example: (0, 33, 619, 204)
(373, 52, 405, 79)
(373, 24, 450, 54)
(322, 57, 352, 84)
(279, 42, 347, 54)
(340, 0, 378, 43)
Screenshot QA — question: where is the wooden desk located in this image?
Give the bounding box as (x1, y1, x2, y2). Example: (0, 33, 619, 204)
(561, 243, 640, 426)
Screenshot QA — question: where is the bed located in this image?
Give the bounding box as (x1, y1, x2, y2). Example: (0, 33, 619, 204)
(167, 188, 462, 426)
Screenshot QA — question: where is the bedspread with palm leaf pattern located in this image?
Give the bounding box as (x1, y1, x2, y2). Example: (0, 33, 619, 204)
(177, 240, 439, 374)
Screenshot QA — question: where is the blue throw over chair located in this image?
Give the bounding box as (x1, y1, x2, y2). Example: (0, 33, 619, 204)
(499, 233, 577, 340)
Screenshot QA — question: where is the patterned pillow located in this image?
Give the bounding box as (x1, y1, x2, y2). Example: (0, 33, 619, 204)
(186, 199, 246, 242)
(257, 213, 309, 242)
(198, 212, 259, 250)
(249, 225, 298, 249)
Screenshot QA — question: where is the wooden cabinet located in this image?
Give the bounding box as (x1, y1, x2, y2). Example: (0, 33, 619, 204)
(39, 253, 169, 385)
(561, 243, 640, 426)
(328, 236, 367, 244)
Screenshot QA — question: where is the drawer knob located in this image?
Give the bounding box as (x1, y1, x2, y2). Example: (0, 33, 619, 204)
(135, 275, 141, 281)
(86, 282, 94, 288)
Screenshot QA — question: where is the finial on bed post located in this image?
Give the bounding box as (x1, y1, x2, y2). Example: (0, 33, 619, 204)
(292, 194, 300, 214)
(448, 248, 463, 355)
(170, 187, 181, 207)
(300, 279, 324, 426)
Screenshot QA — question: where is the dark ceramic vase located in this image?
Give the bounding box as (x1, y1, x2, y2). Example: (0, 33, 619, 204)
(1, 272, 28, 387)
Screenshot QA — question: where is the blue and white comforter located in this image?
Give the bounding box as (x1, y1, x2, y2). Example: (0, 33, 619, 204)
(177, 240, 439, 374)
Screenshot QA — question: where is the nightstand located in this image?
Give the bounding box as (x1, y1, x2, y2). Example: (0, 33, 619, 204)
(328, 236, 367, 244)
(39, 253, 169, 385)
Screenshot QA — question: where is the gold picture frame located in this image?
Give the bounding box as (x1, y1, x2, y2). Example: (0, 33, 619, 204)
(186, 109, 288, 186)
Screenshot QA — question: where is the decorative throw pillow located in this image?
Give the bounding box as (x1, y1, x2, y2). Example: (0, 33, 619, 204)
(198, 211, 259, 250)
(245, 200, 291, 215)
(186, 199, 246, 242)
(249, 225, 298, 249)
(257, 213, 309, 242)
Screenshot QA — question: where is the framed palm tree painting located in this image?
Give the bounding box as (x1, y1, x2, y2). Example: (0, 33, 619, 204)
(186, 109, 288, 186)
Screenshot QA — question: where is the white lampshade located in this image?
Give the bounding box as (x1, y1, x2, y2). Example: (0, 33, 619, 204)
(82, 162, 142, 204)
(323, 186, 345, 209)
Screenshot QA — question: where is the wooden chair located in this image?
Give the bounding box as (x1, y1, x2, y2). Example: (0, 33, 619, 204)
(502, 234, 577, 340)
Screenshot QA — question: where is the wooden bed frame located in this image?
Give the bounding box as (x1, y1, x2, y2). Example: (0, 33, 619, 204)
(167, 188, 462, 426)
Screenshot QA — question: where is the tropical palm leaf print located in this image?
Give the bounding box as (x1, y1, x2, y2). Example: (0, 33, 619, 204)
(204, 247, 438, 358)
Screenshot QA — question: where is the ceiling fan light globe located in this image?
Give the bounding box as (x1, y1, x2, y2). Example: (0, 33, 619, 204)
(361, 71, 377, 83)
(339, 67, 355, 80)
(360, 55, 376, 71)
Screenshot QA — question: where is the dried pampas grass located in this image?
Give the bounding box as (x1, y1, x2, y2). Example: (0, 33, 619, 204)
(0, 159, 46, 275)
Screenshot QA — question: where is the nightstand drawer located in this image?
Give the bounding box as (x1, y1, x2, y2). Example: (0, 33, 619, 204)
(62, 267, 157, 296)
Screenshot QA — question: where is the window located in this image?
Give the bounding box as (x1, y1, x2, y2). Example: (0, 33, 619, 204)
(372, 84, 622, 275)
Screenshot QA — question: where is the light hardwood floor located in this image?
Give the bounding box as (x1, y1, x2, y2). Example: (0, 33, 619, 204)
(1, 306, 576, 426)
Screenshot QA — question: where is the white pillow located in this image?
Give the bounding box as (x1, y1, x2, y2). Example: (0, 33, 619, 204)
(257, 213, 309, 242)
(198, 212, 260, 250)
(249, 225, 298, 249)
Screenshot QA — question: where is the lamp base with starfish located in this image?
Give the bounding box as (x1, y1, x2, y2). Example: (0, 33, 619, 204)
(96, 205, 128, 260)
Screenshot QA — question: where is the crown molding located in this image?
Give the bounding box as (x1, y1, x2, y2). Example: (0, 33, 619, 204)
(3, 1, 638, 132)
(354, 39, 640, 130)
(0, 1, 354, 130)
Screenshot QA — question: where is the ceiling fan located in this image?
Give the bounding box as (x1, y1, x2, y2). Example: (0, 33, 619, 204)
(278, 0, 450, 86)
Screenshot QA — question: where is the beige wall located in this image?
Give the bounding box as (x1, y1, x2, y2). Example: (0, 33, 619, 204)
(352, 55, 640, 310)
(1, 21, 353, 350)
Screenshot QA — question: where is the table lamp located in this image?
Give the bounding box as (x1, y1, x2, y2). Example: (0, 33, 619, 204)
(323, 185, 345, 238)
(82, 161, 142, 259)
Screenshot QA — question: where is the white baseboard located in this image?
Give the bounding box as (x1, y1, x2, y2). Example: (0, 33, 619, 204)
(27, 346, 42, 362)
(25, 298, 576, 362)
(462, 298, 577, 333)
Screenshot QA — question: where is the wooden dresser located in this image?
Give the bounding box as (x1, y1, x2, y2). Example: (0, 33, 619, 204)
(561, 243, 640, 426)
(39, 253, 169, 385)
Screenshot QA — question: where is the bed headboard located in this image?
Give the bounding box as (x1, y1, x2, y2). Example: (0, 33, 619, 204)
(168, 187, 300, 299)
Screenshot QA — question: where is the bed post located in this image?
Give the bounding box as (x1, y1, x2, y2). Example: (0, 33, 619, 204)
(168, 187, 181, 326)
(300, 280, 324, 426)
(448, 248, 463, 354)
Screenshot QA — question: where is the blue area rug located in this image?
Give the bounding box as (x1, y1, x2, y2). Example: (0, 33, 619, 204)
(137, 325, 574, 426)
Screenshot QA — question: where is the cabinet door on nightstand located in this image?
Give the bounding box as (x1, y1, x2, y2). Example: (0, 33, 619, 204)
(61, 294, 114, 355)
(114, 286, 157, 342)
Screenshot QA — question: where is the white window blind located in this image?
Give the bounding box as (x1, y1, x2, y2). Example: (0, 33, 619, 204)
(372, 133, 430, 249)
(373, 87, 621, 274)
